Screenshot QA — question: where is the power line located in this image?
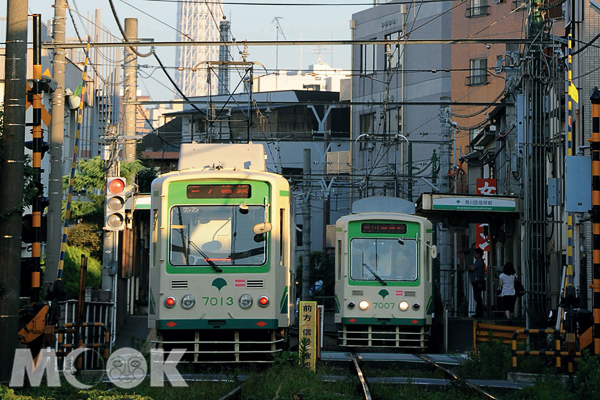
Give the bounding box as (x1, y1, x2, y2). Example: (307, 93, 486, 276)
(136, 0, 465, 5)
(42, 38, 538, 49)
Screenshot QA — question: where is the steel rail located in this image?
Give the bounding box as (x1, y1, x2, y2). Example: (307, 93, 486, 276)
(352, 354, 372, 400)
(416, 354, 501, 400)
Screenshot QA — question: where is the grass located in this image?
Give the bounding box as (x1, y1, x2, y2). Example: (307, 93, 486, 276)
(4, 342, 600, 400)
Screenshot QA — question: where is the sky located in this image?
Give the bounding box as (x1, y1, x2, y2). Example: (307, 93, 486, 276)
(12, 0, 369, 100)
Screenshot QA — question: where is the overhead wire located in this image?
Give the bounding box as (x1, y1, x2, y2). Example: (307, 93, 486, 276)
(65, 0, 125, 165)
(137, 0, 466, 5)
(108, 0, 155, 58)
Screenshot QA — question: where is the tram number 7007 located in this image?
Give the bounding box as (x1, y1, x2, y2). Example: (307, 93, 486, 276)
(373, 302, 396, 309)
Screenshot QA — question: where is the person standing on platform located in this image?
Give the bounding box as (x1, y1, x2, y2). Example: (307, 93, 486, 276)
(469, 248, 486, 318)
(498, 262, 517, 320)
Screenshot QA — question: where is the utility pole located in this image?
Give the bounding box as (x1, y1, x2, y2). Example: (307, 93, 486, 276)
(46, 0, 67, 293)
(438, 97, 453, 311)
(123, 18, 138, 163)
(302, 149, 312, 300)
(0, 0, 28, 382)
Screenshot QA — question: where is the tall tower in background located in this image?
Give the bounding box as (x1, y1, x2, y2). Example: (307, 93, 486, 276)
(175, 0, 222, 97)
(218, 18, 231, 95)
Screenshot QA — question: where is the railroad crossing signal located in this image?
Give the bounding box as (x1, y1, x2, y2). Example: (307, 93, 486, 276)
(105, 177, 127, 231)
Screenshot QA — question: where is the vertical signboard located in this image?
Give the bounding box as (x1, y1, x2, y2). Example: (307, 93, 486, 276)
(475, 178, 495, 268)
(299, 301, 318, 371)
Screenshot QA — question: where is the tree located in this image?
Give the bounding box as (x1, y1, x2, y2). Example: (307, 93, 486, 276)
(296, 251, 335, 299)
(61, 156, 145, 225)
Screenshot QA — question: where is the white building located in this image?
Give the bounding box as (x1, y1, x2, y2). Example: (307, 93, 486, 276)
(253, 60, 351, 97)
(175, 0, 222, 97)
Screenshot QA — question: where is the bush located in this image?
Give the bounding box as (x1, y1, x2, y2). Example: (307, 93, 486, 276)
(42, 246, 101, 299)
(67, 223, 102, 260)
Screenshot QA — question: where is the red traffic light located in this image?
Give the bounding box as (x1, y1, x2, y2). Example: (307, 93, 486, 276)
(107, 177, 125, 195)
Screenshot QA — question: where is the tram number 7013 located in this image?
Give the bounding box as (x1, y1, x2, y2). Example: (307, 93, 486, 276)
(373, 302, 396, 309)
(203, 296, 234, 306)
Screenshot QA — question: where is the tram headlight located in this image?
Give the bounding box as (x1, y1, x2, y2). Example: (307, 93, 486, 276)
(359, 300, 369, 310)
(181, 294, 196, 309)
(412, 302, 420, 311)
(165, 296, 176, 308)
(239, 294, 253, 309)
(258, 295, 270, 308)
(347, 301, 356, 309)
(399, 301, 409, 311)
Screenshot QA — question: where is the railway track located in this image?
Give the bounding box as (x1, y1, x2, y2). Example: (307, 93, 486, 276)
(321, 351, 532, 400)
(142, 351, 532, 400)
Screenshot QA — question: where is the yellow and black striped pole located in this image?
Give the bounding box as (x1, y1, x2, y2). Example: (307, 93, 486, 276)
(30, 14, 44, 302)
(591, 87, 600, 354)
(565, 32, 575, 312)
(56, 38, 91, 282)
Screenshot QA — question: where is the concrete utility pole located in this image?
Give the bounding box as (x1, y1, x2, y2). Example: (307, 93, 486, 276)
(123, 18, 138, 163)
(302, 148, 312, 300)
(0, 0, 28, 382)
(46, 0, 67, 292)
(438, 98, 453, 311)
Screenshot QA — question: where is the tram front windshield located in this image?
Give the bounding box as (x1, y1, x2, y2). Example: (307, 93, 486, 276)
(350, 238, 418, 282)
(169, 205, 266, 266)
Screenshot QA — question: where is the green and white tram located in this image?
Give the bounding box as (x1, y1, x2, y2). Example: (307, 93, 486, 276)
(334, 197, 437, 351)
(149, 143, 296, 363)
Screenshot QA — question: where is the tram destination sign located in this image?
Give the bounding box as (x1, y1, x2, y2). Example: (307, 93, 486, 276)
(431, 196, 516, 212)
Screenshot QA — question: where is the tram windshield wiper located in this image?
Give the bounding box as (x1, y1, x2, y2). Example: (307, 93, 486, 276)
(189, 241, 222, 273)
(363, 263, 387, 286)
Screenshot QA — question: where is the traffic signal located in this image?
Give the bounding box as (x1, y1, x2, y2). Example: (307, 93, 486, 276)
(105, 177, 126, 231)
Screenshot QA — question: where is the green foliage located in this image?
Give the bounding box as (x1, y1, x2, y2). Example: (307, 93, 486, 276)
(274, 349, 301, 367)
(64, 194, 105, 225)
(61, 157, 145, 225)
(22, 155, 38, 209)
(571, 350, 600, 398)
(517, 373, 576, 400)
(135, 164, 159, 194)
(296, 251, 335, 299)
(242, 362, 360, 400)
(459, 333, 513, 379)
(119, 159, 145, 183)
(298, 337, 311, 368)
(66, 222, 102, 260)
(42, 246, 101, 299)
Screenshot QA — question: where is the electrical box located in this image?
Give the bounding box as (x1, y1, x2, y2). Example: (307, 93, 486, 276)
(565, 156, 591, 213)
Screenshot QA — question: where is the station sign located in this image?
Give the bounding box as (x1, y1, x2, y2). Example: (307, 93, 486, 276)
(430, 196, 516, 212)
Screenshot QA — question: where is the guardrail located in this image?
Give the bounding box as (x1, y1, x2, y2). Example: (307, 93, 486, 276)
(511, 329, 581, 374)
(473, 321, 526, 355)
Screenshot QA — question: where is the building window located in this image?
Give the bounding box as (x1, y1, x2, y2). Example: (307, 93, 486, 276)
(360, 41, 376, 75)
(466, 0, 489, 17)
(359, 113, 375, 150)
(360, 113, 375, 135)
(467, 58, 488, 86)
(384, 31, 403, 71)
(384, 108, 402, 136)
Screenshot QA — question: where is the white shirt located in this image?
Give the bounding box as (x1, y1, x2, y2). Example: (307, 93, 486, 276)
(499, 273, 515, 296)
